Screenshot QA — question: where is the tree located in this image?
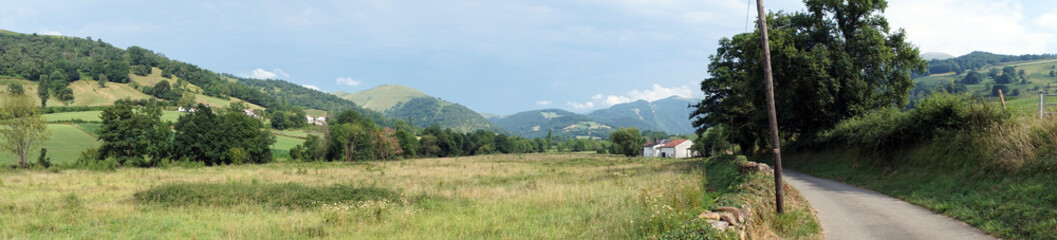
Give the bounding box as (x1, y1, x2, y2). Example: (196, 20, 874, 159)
(7, 83, 24, 95)
(0, 94, 50, 168)
(374, 128, 403, 160)
(37, 77, 49, 107)
(609, 127, 642, 157)
(178, 91, 196, 108)
(1050, 70, 1055, 77)
(992, 85, 1009, 97)
(98, 99, 171, 166)
(691, 0, 926, 152)
(271, 111, 289, 130)
(988, 68, 1000, 78)
(395, 129, 419, 158)
(961, 71, 984, 84)
(97, 74, 108, 88)
(152, 80, 173, 100)
(420, 134, 439, 157)
(173, 104, 275, 165)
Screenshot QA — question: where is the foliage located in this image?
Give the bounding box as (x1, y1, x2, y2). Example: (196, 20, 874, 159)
(0, 93, 50, 168)
(609, 127, 643, 157)
(97, 99, 171, 167)
(960, 71, 984, 84)
(36, 148, 50, 168)
(172, 104, 275, 165)
(7, 83, 24, 95)
(692, 0, 927, 154)
(816, 93, 1008, 154)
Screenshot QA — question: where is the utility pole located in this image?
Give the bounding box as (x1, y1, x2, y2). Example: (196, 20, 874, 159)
(755, 0, 784, 214)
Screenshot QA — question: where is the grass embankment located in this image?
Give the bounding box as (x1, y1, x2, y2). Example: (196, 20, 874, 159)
(0, 153, 818, 239)
(788, 93, 1057, 239)
(694, 156, 820, 240)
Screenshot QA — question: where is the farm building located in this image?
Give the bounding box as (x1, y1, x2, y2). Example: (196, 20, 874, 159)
(642, 139, 694, 158)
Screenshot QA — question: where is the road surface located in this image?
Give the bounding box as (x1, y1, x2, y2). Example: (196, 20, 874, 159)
(782, 170, 995, 240)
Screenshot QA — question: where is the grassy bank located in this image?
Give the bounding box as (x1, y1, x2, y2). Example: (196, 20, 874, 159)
(786, 93, 1057, 239)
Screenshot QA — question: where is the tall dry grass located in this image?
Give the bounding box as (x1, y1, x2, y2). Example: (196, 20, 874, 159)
(0, 153, 714, 239)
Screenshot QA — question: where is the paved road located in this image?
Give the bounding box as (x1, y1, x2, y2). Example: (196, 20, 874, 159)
(782, 170, 996, 240)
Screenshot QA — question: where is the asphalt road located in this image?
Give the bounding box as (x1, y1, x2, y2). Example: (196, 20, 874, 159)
(782, 170, 996, 240)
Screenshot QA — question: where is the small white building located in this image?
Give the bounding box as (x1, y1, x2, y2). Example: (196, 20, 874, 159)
(305, 115, 327, 125)
(243, 108, 257, 117)
(642, 139, 694, 158)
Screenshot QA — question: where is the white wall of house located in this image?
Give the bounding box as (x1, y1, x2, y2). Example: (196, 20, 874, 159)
(660, 141, 694, 158)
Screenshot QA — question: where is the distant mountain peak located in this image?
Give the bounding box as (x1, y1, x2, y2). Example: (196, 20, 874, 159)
(921, 52, 954, 60)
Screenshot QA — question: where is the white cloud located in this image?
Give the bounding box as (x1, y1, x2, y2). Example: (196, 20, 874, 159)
(302, 84, 319, 90)
(886, 0, 1053, 55)
(566, 101, 595, 109)
(576, 84, 699, 110)
(1037, 10, 1057, 31)
(241, 68, 290, 79)
(336, 77, 362, 86)
(536, 100, 552, 106)
(38, 29, 61, 36)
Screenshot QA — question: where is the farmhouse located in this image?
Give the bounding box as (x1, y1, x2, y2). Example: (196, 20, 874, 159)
(642, 139, 694, 158)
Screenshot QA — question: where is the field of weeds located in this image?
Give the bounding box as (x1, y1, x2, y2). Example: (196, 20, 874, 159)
(0, 153, 724, 239)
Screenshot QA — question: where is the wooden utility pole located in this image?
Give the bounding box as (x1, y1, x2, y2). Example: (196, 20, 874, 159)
(755, 0, 784, 214)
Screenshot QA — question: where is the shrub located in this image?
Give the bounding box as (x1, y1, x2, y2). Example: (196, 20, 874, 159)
(818, 93, 1008, 154)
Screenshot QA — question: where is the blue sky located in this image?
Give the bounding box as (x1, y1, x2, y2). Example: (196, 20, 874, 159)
(2, 0, 1056, 114)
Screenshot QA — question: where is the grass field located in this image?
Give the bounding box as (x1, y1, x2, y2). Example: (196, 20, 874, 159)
(0, 124, 100, 165)
(0, 154, 818, 239)
(272, 135, 306, 152)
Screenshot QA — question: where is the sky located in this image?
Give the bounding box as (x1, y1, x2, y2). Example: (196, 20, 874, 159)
(2, 0, 1056, 115)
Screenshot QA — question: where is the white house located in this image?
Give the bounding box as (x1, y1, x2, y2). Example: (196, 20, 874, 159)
(305, 115, 328, 125)
(243, 108, 257, 117)
(642, 139, 694, 158)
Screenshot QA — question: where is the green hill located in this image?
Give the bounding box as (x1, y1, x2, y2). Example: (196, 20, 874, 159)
(489, 109, 611, 139)
(334, 85, 497, 133)
(334, 84, 428, 112)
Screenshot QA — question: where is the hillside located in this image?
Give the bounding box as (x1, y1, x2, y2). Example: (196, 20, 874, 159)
(913, 56, 1057, 105)
(489, 109, 611, 139)
(333, 84, 428, 112)
(385, 97, 498, 133)
(334, 85, 497, 133)
(588, 96, 698, 135)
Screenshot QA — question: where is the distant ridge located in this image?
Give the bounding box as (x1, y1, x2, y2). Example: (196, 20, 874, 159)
(921, 52, 954, 60)
(333, 85, 498, 133)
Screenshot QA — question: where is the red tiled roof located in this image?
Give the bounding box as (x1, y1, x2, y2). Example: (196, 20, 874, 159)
(660, 139, 688, 148)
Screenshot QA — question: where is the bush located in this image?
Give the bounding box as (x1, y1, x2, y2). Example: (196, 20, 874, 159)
(818, 93, 1008, 153)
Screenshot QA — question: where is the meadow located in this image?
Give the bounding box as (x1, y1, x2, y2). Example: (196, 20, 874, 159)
(0, 153, 819, 239)
(0, 124, 100, 165)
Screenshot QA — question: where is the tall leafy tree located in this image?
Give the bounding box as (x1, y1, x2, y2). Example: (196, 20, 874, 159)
(37, 76, 49, 107)
(609, 127, 642, 157)
(691, 0, 926, 151)
(0, 93, 49, 168)
(98, 99, 170, 166)
(173, 104, 275, 165)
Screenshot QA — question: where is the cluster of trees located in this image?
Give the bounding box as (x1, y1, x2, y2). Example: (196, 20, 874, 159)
(692, 0, 926, 153)
(91, 99, 274, 166)
(291, 110, 570, 162)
